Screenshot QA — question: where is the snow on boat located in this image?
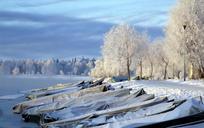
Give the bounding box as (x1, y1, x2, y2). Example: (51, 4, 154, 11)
(113, 98, 204, 128)
(23, 82, 77, 95)
(12, 79, 204, 128)
(13, 84, 107, 114)
(25, 81, 83, 100)
(22, 88, 132, 122)
(25, 78, 104, 100)
(41, 97, 204, 128)
(41, 96, 167, 128)
(39, 89, 150, 123)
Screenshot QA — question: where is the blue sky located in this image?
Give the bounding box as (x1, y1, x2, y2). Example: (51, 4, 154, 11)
(0, 0, 177, 59)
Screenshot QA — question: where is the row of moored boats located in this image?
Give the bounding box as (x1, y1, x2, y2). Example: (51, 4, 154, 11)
(13, 78, 204, 128)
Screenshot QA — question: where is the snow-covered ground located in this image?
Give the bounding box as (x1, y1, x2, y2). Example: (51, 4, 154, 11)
(112, 80, 204, 100)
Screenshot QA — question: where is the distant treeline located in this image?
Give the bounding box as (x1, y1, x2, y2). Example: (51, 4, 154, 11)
(0, 58, 95, 76)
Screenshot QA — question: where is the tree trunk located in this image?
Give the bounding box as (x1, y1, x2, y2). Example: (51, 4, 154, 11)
(163, 62, 168, 80)
(172, 63, 175, 79)
(197, 68, 204, 79)
(127, 58, 131, 81)
(201, 67, 204, 78)
(188, 63, 193, 79)
(177, 71, 181, 79)
(197, 65, 204, 79)
(150, 62, 153, 79)
(201, 70, 204, 78)
(140, 59, 143, 79)
(184, 56, 186, 81)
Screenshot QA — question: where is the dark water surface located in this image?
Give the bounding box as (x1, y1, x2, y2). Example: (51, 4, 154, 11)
(0, 75, 89, 128)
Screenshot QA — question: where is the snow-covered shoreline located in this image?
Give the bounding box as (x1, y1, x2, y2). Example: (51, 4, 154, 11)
(112, 80, 204, 100)
(1, 77, 204, 128)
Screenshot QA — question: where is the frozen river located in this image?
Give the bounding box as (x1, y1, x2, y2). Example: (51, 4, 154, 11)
(0, 75, 90, 128)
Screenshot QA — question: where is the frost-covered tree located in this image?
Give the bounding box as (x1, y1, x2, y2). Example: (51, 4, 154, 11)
(103, 24, 147, 80)
(132, 33, 149, 79)
(102, 24, 137, 80)
(165, 0, 204, 79)
(165, 36, 184, 79)
(0, 60, 15, 75)
(41, 59, 58, 75)
(90, 59, 106, 78)
(143, 43, 159, 79)
(91, 24, 149, 80)
(12, 66, 20, 75)
(152, 39, 170, 80)
(25, 59, 36, 74)
(0, 58, 95, 76)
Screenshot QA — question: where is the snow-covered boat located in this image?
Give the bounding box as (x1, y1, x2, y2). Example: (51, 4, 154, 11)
(12, 80, 204, 128)
(22, 88, 132, 122)
(25, 78, 104, 100)
(13, 85, 107, 114)
(41, 97, 204, 128)
(25, 81, 83, 100)
(114, 97, 204, 128)
(39, 89, 149, 123)
(41, 96, 167, 127)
